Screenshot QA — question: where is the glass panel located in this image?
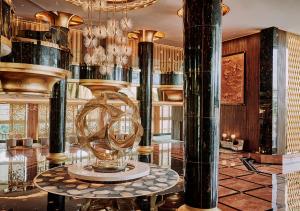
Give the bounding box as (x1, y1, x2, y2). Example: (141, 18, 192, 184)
(0, 104, 9, 121)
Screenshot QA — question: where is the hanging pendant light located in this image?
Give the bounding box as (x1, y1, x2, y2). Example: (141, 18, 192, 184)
(81, 0, 134, 73)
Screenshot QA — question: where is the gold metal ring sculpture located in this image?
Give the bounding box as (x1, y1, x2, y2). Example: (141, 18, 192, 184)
(76, 91, 143, 172)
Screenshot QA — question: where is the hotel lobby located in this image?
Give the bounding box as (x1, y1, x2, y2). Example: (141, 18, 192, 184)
(0, 0, 300, 210)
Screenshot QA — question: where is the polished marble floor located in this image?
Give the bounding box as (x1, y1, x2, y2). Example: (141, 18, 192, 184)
(0, 141, 284, 211)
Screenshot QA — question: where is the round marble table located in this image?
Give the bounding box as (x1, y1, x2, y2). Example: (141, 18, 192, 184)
(34, 163, 179, 199)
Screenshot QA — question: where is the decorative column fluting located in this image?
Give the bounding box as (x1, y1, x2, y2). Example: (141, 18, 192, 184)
(179, 0, 222, 210)
(137, 30, 156, 154)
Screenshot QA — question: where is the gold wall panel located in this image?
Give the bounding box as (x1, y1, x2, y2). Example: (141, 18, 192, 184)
(9, 104, 27, 138)
(287, 172, 300, 210)
(38, 104, 49, 138)
(286, 33, 300, 153)
(69, 29, 83, 65)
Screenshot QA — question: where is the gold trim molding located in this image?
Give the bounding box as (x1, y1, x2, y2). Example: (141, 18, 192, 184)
(138, 146, 154, 154)
(15, 37, 62, 50)
(178, 205, 221, 211)
(47, 153, 68, 164)
(0, 62, 69, 96)
(154, 85, 183, 89)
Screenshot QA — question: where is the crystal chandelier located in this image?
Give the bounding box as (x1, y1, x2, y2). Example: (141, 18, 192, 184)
(82, 0, 134, 75)
(66, 0, 157, 12)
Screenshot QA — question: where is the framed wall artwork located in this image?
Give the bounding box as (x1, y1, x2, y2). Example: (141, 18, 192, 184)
(221, 52, 245, 105)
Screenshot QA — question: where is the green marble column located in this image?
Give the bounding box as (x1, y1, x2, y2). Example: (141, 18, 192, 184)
(180, 0, 222, 210)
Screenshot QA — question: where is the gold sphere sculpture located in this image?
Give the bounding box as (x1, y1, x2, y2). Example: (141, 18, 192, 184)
(75, 91, 143, 172)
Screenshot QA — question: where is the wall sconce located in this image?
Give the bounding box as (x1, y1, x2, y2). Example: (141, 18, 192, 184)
(222, 133, 227, 141)
(230, 134, 236, 140)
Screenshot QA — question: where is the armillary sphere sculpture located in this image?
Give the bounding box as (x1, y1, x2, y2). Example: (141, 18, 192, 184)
(75, 91, 143, 173)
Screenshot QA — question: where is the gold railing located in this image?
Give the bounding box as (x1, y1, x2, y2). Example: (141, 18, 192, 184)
(128, 39, 183, 72)
(13, 16, 50, 35)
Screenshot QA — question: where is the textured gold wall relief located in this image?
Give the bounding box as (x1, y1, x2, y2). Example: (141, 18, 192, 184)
(38, 104, 49, 138)
(287, 172, 300, 209)
(221, 53, 245, 105)
(286, 33, 300, 153)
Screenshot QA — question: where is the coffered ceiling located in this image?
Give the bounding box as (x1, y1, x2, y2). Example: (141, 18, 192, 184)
(13, 0, 300, 46)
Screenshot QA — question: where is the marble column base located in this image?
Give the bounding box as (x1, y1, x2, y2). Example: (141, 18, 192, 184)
(178, 205, 221, 211)
(47, 152, 67, 164)
(138, 146, 154, 154)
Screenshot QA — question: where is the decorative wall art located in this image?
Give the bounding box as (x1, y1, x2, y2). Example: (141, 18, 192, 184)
(221, 52, 245, 105)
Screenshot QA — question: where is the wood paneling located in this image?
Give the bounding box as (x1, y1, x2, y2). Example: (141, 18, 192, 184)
(153, 106, 160, 134)
(221, 34, 260, 152)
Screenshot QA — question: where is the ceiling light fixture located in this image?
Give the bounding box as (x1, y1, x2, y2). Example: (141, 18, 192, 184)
(80, 0, 136, 75)
(65, 0, 157, 12)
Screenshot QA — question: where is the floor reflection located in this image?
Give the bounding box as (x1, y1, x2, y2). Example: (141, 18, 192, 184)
(0, 141, 290, 210)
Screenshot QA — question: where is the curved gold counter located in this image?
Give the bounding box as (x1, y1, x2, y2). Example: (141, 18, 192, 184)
(79, 79, 130, 96)
(0, 62, 69, 96)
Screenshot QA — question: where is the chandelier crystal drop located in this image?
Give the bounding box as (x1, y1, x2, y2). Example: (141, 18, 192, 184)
(120, 17, 133, 31)
(116, 36, 128, 45)
(122, 45, 132, 56)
